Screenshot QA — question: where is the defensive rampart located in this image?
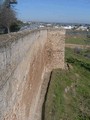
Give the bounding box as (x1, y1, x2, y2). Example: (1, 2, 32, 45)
(0, 28, 65, 120)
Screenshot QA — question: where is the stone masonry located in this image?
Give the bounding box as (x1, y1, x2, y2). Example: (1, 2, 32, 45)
(0, 28, 65, 120)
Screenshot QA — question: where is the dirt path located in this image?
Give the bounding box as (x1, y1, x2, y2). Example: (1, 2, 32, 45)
(65, 43, 90, 49)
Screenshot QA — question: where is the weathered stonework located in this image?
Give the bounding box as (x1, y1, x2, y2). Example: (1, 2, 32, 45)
(0, 28, 65, 120)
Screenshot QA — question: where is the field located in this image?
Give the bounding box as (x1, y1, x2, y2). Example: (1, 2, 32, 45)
(66, 30, 90, 45)
(43, 48, 90, 120)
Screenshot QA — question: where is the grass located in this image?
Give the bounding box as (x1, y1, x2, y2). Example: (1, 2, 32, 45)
(43, 48, 90, 120)
(66, 30, 90, 45)
(65, 48, 90, 64)
(66, 37, 87, 45)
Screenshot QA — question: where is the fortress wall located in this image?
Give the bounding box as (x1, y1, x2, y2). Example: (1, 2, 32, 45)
(0, 29, 65, 120)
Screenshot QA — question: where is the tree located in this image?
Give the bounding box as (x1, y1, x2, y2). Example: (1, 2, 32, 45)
(0, 0, 17, 33)
(10, 20, 23, 32)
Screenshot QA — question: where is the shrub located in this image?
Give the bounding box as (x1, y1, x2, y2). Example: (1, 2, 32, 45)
(74, 47, 82, 54)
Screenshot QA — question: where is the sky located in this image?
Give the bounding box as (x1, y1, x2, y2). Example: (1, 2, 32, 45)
(1, 0, 90, 23)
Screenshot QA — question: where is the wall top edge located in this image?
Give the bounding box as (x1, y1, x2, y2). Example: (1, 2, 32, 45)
(0, 28, 65, 47)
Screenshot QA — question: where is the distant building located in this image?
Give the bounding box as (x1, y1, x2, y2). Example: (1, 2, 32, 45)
(46, 24, 52, 27)
(63, 26, 73, 30)
(76, 26, 87, 31)
(54, 26, 59, 28)
(39, 25, 45, 28)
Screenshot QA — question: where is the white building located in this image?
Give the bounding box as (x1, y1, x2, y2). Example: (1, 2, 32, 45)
(63, 26, 73, 30)
(76, 26, 87, 31)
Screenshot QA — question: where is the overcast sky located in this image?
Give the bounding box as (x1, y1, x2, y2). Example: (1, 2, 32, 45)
(1, 0, 90, 23)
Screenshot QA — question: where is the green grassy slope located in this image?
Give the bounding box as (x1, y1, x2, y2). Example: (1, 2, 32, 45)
(66, 30, 90, 45)
(43, 48, 90, 120)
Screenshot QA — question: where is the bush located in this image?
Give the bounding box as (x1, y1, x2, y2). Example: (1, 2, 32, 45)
(10, 22, 20, 32)
(74, 47, 82, 54)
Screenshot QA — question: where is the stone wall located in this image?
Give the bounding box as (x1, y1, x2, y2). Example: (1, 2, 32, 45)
(0, 28, 65, 120)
